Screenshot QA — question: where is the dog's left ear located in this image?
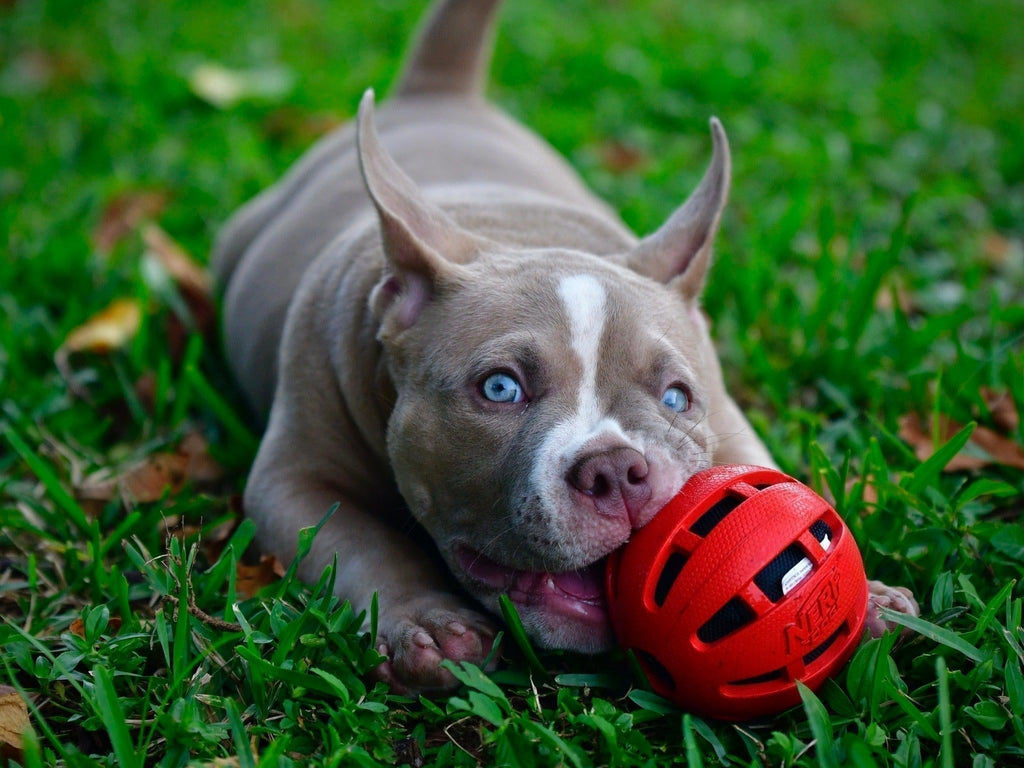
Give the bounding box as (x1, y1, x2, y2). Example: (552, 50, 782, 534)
(624, 118, 730, 301)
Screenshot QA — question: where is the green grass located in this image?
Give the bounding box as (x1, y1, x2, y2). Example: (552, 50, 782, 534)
(2, 0, 1023, 765)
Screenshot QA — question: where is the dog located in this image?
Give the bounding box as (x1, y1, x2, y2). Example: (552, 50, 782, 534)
(213, 0, 919, 692)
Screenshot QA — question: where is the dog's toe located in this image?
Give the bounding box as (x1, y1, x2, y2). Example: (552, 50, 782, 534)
(374, 596, 498, 693)
(865, 580, 920, 638)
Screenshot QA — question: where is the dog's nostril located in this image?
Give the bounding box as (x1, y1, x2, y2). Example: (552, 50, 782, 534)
(591, 473, 610, 497)
(627, 462, 648, 485)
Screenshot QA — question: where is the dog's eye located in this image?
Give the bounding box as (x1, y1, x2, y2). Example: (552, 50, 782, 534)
(662, 386, 690, 413)
(481, 372, 524, 403)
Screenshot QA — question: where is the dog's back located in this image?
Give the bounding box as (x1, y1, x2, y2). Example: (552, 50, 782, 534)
(213, 0, 627, 412)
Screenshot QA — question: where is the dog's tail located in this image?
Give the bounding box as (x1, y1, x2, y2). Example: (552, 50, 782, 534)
(393, 0, 505, 98)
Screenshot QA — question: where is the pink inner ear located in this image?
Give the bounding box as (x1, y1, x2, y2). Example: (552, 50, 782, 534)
(396, 272, 431, 329)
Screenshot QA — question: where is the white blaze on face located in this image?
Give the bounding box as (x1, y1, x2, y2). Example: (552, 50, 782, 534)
(529, 274, 635, 525)
(559, 274, 605, 423)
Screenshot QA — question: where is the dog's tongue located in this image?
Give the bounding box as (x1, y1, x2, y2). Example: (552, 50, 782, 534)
(547, 565, 604, 601)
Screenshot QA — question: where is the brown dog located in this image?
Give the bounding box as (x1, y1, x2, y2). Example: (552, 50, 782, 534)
(214, 0, 919, 692)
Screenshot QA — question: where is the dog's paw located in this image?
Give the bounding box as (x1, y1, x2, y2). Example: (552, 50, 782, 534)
(865, 579, 919, 638)
(372, 592, 498, 694)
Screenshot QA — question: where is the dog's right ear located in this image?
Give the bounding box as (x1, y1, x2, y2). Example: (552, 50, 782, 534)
(357, 89, 485, 329)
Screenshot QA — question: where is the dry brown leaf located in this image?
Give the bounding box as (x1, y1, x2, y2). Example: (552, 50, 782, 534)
(263, 107, 341, 145)
(75, 431, 224, 506)
(598, 140, 648, 174)
(143, 224, 213, 298)
(0, 685, 30, 762)
(69, 615, 122, 638)
(78, 452, 189, 504)
(874, 280, 913, 313)
(60, 298, 142, 356)
(134, 371, 158, 412)
(236, 554, 285, 599)
(142, 224, 218, 357)
(981, 387, 1020, 434)
(93, 191, 167, 253)
(898, 412, 1024, 472)
(844, 475, 879, 505)
(981, 232, 1013, 267)
(178, 430, 225, 486)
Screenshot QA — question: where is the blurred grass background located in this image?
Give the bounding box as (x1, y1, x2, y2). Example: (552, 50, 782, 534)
(2, 0, 1023, 765)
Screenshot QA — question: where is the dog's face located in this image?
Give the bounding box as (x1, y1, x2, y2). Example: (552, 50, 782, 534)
(357, 93, 731, 651)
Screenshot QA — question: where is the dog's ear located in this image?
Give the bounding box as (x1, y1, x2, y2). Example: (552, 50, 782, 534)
(357, 89, 486, 328)
(624, 118, 730, 301)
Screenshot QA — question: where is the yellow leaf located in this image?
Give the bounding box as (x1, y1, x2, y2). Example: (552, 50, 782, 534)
(61, 298, 141, 355)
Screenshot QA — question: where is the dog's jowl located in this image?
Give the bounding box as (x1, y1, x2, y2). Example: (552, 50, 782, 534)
(214, 0, 919, 692)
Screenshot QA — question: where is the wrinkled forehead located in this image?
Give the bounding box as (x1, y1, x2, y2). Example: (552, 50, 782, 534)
(425, 251, 698, 380)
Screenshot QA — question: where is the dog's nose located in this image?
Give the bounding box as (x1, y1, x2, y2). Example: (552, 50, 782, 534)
(567, 447, 652, 527)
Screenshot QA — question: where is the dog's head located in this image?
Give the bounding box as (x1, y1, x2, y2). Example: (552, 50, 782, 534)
(358, 91, 730, 651)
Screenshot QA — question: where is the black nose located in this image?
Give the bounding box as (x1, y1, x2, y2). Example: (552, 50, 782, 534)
(566, 447, 652, 527)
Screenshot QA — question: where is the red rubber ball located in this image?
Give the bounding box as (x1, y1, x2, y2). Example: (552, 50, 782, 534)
(605, 465, 868, 721)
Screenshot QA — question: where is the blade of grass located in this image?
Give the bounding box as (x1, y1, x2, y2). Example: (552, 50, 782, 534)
(498, 594, 547, 678)
(184, 363, 259, 455)
(3, 427, 91, 536)
(904, 422, 976, 496)
(797, 680, 837, 768)
(937, 656, 954, 768)
(91, 665, 139, 768)
(876, 607, 986, 662)
(224, 698, 256, 768)
(682, 713, 704, 768)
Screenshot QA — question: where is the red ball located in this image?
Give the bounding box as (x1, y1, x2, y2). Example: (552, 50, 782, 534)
(605, 465, 868, 721)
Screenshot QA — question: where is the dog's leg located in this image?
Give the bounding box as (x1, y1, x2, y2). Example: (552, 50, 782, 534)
(245, 274, 498, 695)
(246, 437, 498, 693)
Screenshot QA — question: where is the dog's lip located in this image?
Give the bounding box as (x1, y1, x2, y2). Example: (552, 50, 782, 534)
(454, 545, 608, 623)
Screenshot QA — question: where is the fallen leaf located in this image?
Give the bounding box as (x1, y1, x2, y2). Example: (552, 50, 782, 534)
(898, 413, 1024, 472)
(0, 685, 29, 762)
(78, 452, 188, 504)
(598, 140, 648, 174)
(263, 107, 341, 145)
(134, 371, 158, 412)
(188, 63, 294, 109)
(75, 430, 225, 506)
(981, 232, 1013, 267)
(141, 224, 217, 356)
(179, 430, 225, 486)
(235, 554, 285, 599)
(93, 191, 167, 253)
(844, 474, 879, 505)
(143, 224, 212, 299)
(874, 279, 913, 313)
(69, 615, 122, 638)
(59, 298, 142, 357)
(980, 387, 1019, 434)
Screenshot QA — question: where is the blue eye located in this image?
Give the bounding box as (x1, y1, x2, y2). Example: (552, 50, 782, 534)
(662, 386, 690, 413)
(481, 372, 524, 404)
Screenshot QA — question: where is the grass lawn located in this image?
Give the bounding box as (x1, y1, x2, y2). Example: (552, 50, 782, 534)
(2, 0, 1024, 764)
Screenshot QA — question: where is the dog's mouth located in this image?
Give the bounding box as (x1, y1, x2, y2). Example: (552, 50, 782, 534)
(455, 545, 608, 628)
